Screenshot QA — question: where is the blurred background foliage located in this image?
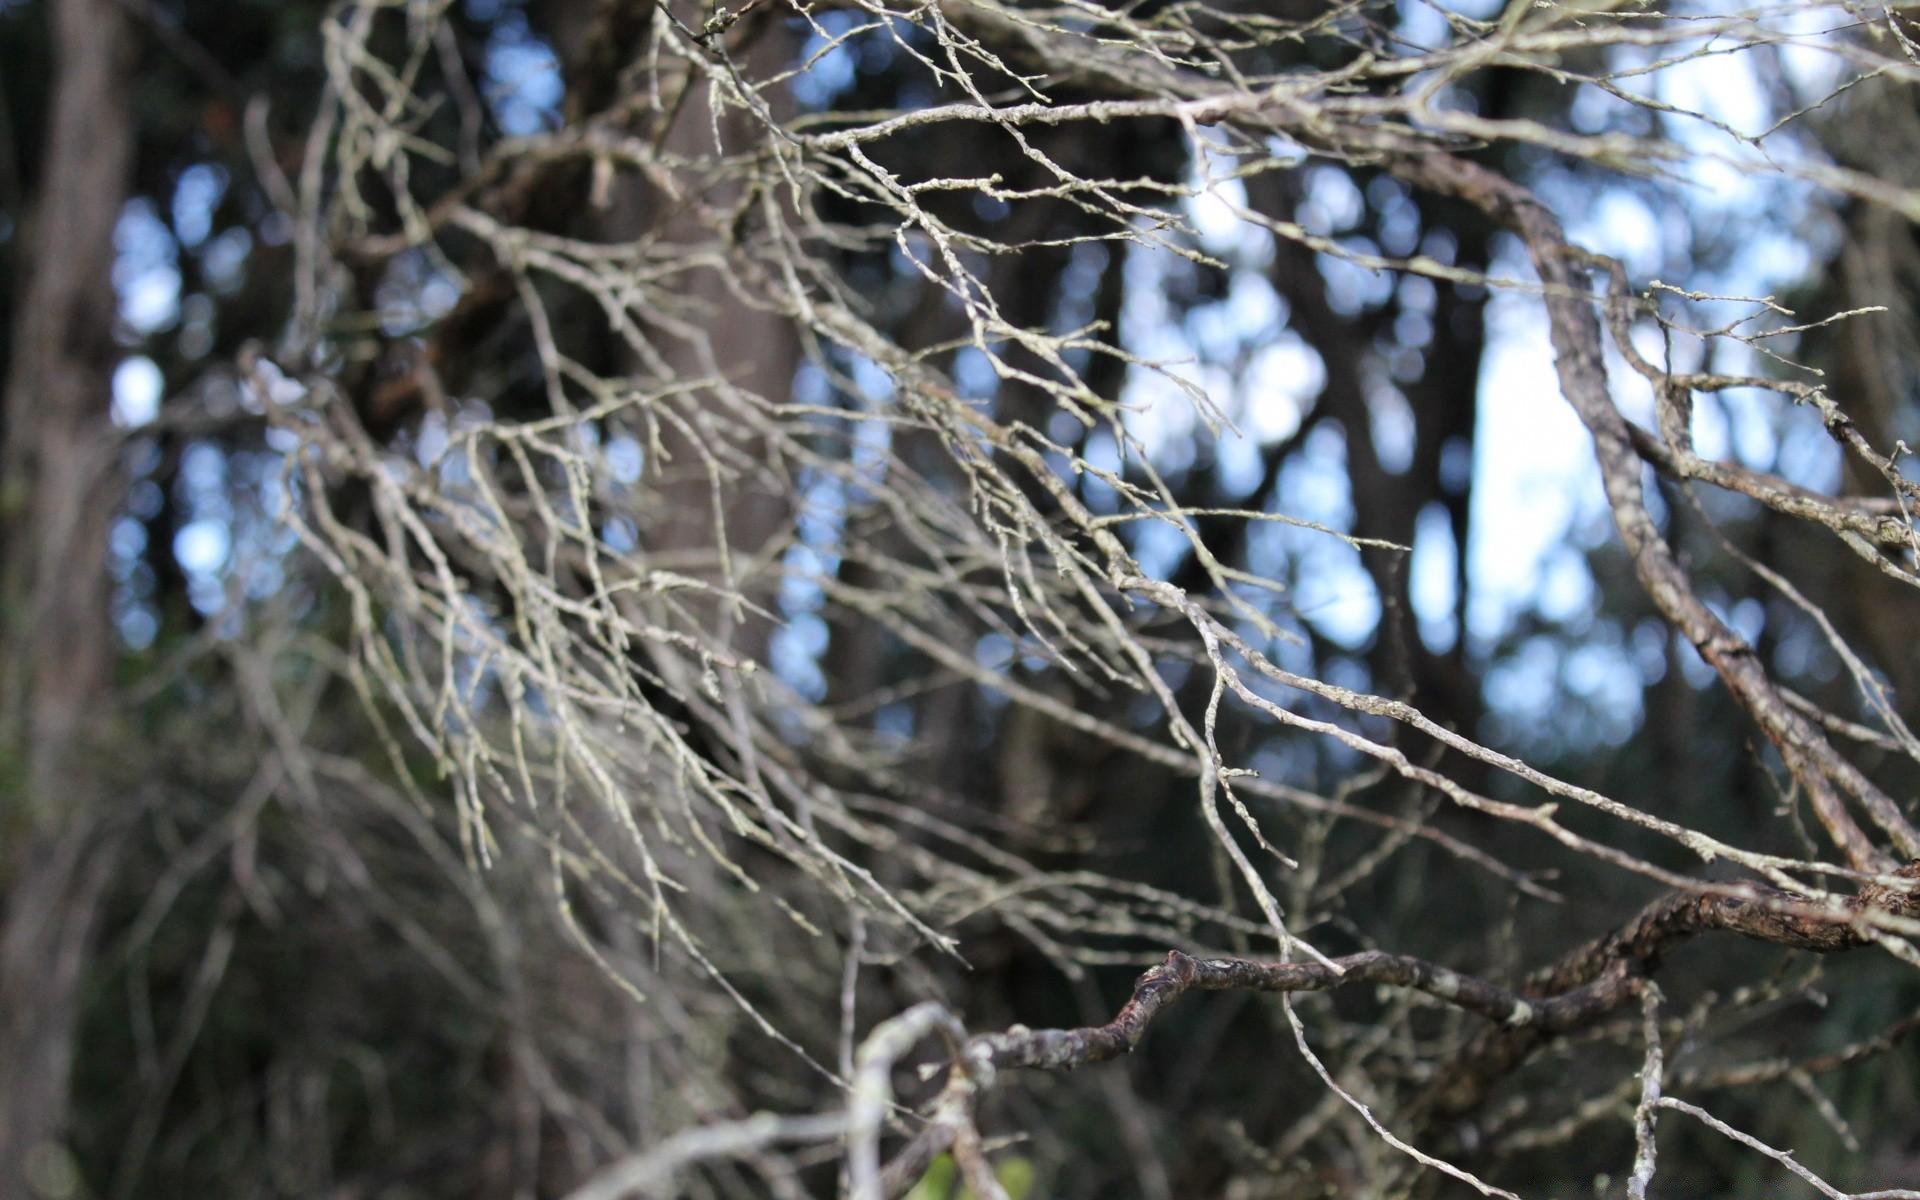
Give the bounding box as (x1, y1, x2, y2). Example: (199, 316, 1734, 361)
(2, 0, 1918, 1197)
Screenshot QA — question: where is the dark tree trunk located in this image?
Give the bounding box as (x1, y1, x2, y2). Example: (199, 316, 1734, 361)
(0, 0, 138, 1191)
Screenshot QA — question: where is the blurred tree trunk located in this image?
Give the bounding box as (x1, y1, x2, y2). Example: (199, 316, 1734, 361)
(0, 0, 138, 1192)
(541, 0, 799, 649)
(1802, 79, 1920, 711)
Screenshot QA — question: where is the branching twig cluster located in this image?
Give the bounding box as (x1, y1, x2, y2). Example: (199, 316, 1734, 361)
(247, 0, 1920, 1193)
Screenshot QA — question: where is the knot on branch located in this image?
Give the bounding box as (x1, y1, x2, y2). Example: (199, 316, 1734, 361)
(1154, 949, 1200, 987)
(1700, 631, 1756, 660)
(1856, 859, 1920, 921)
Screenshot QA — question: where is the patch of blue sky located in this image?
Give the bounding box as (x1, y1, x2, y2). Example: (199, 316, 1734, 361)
(1772, 606, 1843, 683)
(1269, 424, 1381, 648)
(1369, 176, 1423, 257)
(173, 443, 236, 616)
(848, 352, 897, 408)
(113, 356, 163, 427)
(1483, 638, 1558, 739)
(794, 362, 834, 408)
(1410, 502, 1459, 654)
(1728, 596, 1766, 645)
(844, 414, 892, 510)
(1276, 423, 1354, 528)
(437, 593, 508, 724)
(1116, 295, 1208, 473)
(174, 519, 231, 578)
(1119, 216, 1268, 465)
(1240, 335, 1323, 445)
(414, 410, 451, 468)
(789, 10, 865, 111)
(1214, 427, 1265, 500)
(172, 163, 227, 249)
(1186, 132, 1272, 260)
(1053, 242, 1111, 337)
(771, 463, 858, 702)
(1564, 639, 1644, 741)
(975, 632, 1013, 673)
(1318, 245, 1394, 317)
(953, 346, 999, 400)
(1078, 429, 1122, 515)
(201, 227, 253, 296)
(1292, 539, 1380, 649)
(1775, 405, 1842, 490)
(1298, 166, 1364, 238)
(1673, 631, 1718, 688)
(604, 434, 644, 486)
(378, 250, 463, 336)
(114, 199, 181, 335)
(600, 516, 637, 554)
(770, 613, 830, 703)
(1536, 548, 1598, 626)
(483, 11, 562, 136)
(795, 476, 847, 561)
(1128, 518, 1193, 584)
(1772, 3, 1849, 96)
(1465, 285, 1602, 642)
(873, 699, 915, 740)
(1366, 383, 1416, 474)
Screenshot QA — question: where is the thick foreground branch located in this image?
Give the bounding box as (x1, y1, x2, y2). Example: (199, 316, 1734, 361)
(879, 867, 1919, 1195)
(976, 866, 1919, 1070)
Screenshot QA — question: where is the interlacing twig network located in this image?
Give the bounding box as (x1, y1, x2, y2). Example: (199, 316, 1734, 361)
(253, 0, 1920, 1193)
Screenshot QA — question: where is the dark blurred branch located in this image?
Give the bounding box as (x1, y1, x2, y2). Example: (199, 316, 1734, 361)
(112, 0, 247, 106)
(1680, 1008, 1920, 1092)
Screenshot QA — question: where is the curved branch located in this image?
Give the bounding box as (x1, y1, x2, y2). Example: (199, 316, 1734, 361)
(873, 866, 1919, 1194)
(968, 866, 1920, 1075)
(1624, 419, 1916, 552)
(1379, 145, 1920, 870)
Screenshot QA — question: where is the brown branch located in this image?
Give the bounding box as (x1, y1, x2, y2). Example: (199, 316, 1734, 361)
(872, 866, 1919, 1192)
(1411, 861, 1920, 1137)
(972, 867, 1920, 1071)
(1623, 419, 1916, 549)
(1376, 144, 1920, 871)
